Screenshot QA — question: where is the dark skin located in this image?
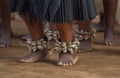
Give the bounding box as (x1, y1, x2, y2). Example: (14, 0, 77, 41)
(21, 23, 57, 41)
(49, 21, 93, 53)
(103, 0, 118, 45)
(22, 0, 118, 56)
(49, 21, 94, 63)
(78, 21, 93, 53)
(78, 0, 118, 52)
(19, 14, 78, 66)
(0, 1, 48, 62)
(57, 23, 78, 66)
(94, 0, 118, 46)
(49, 21, 93, 65)
(0, 0, 11, 47)
(18, 13, 48, 63)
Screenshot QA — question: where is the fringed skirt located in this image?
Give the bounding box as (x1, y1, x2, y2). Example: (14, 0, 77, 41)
(49, 0, 97, 23)
(10, 0, 96, 23)
(10, 0, 18, 12)
(10, 0, 31, 13)
(32, 0, 96, 23)
(10, 0, 36, 20)
(10, 0, 60, 20)
(31, 0, 61, 20)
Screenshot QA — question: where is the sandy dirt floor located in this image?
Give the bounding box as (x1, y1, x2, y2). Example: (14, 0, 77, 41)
(0, 17, 120, 78)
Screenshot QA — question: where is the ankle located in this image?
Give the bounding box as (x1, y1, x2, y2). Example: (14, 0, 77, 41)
(27, 38, 48, 52)
(74, 27, 96, 40)
(54, 38, 80, 54)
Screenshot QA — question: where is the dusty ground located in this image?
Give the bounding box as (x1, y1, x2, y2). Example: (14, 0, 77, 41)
(0, 17, 120, 78)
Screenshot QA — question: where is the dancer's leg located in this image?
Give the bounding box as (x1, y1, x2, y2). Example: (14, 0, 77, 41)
(57, 23, 79, 66)
(18, 13, 48, 63)
(103, 0, 118, 45)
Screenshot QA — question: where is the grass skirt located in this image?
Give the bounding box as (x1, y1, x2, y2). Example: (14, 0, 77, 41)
(10, 0, 96, 23)
(50, 0, 96, 23)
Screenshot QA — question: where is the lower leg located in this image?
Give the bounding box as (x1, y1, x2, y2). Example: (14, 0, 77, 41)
(18, 14, 48, 63)
(21, 23, 58, 41)
(78, 21, 94, 52)
(0, 0, 11, 47)
(103, 0, 118, 45)
(44, 23, 59, 49)
(92, 13, 117, 31)
(57, 23, 79, 66)
(49, 23, 58, 31)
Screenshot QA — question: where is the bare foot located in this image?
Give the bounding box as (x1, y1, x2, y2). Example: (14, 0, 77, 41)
(104, 31, 117, 46)
(57, 52, 78, 66)
(0, 29, 11, 47)
(78, 39, 92, 53)
(18, 49, 48, 63)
